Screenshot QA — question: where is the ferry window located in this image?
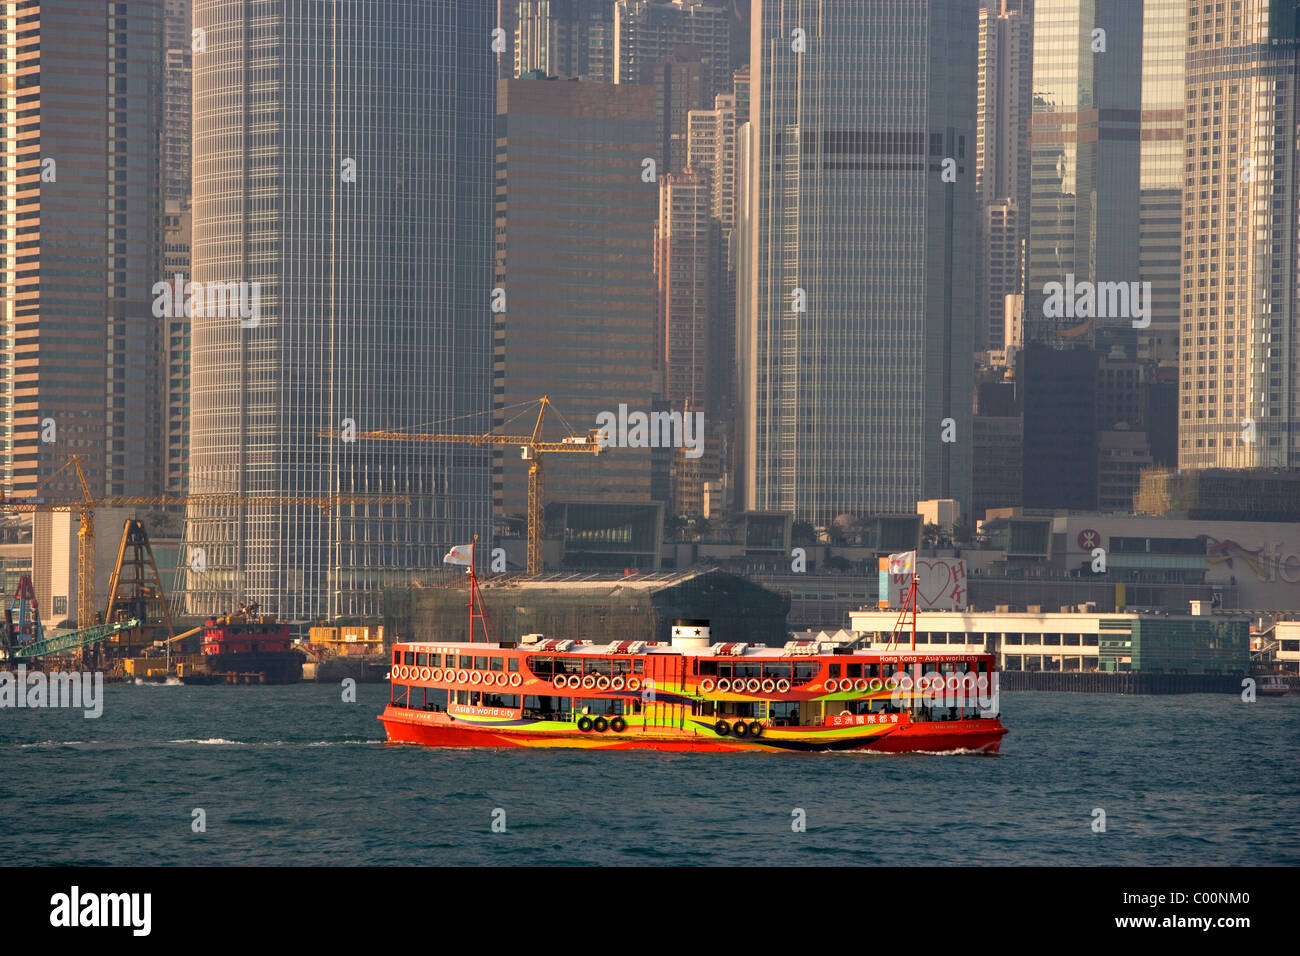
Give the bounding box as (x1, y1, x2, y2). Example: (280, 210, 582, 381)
(915, 634, 929, 644)
(430, 653, 441, 667)
(792, 663, 816, 685)
(508, 658, 519, 672)
(404, 652, 415, 665)
(489, 657, 503, 671)
(459, 655, 473, 668)
(828, 663, 842, 678)
(735, 663, 761, 679)
(526, 656, 553, 677)
(714, 662, 732, 678)
(473, 656, 488, 670)
(416, 653, 428, 666)
(392, 650, 400, 665)
(762, 662, 790, 680)
(847, 663, 862, 677)
(633, 659, 644, 674)
(611, 659, 631, 675)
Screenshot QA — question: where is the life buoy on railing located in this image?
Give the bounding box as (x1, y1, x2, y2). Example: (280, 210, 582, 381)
(917, 676, 930, 691)
(884, 676, 899, 691)
(582, 674, 597, 690)
(825, 678, 839, 693)
(611, 676, 625, 691)
(716, 678, 731, 692)
(869, 677, 883, 692)
(552, 676, 568, 691)
(596, 675, 611, 691)
(432, 668, 443, 682)
(394, 666, 406, 681)
(627, 677, 641, 691)
(761, 678, 776, 693)
(700, 678, 716, 693)
(899, 675, 914, 691)
(509, 672, 522, 687)
(775, 678, 791, 693)
(419, 667, 432, 682)
(746, 678, 761, 693)
(456, 669, 469, 684)
(567, 674, 583, 689)
(469, 671, 483, 685)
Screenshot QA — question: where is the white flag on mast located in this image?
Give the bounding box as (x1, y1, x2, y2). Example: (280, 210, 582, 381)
(443, 544, 473, 567)
(888, 550, 916, 575)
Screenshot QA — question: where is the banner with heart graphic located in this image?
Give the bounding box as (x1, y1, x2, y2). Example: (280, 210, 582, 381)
(887, 557, 968, 610)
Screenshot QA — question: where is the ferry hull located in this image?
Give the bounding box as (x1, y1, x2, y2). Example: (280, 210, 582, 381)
(378, 705, 1007, 754)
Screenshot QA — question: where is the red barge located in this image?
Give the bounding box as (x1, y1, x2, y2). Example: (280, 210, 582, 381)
(379, 546, 1008, 754)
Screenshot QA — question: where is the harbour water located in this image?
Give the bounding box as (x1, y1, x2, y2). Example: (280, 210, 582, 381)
(4, 682, 1297, 866)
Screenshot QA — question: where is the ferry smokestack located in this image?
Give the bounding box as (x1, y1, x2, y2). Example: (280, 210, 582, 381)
(670, 619, 711, 648)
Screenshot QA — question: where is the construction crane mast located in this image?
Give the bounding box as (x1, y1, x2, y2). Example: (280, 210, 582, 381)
(0, 454, 410, 627)
(323, 396, 603, 575)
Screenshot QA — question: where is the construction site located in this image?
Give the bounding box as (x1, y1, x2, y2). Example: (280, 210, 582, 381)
(0, 453, 403, 682)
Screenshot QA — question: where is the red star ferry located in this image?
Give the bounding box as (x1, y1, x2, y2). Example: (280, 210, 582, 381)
(379, 542, 1008, 754)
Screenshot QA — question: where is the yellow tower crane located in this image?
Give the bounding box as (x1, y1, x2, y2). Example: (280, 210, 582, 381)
(0, 454, 411, 628)
(321, 396, 603, 576)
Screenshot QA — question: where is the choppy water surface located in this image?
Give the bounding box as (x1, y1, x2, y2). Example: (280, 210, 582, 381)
(3, 682, 1296, 865)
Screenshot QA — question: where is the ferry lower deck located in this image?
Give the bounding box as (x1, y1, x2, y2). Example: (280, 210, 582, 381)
(379, 632, 1008, 754)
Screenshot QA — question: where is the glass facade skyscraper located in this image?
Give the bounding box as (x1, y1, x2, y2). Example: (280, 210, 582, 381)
(1179, 0, 1299, 468)
(1027, 0, 1143, 347)
(188, 0, 495, 618)
(743, 0, 978, 522)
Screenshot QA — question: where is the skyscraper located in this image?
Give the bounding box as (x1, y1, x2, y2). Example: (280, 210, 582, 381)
(656, 167, 718, 515)
(743, 0, 978, 522)
(2, 0, 164, 501)
(615, 0, 732, 101)
(1139, 0, 1187, 368)
(515, 0, 615, 81)
(163, 0, 192, 497)
(188, 0, 495, 618)
(1180, 0, 1300, 468)
(976, 0, 1032, 351)
(494, 77, 662, 519)
(1026, 0, 1143, 347)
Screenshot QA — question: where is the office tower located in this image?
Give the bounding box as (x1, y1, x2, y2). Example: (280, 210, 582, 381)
(976, 0, 1032, 351)
(498, 1, 520, 78)
(981, 199, 1023, 352)
(163, 0, 192, 497)
(656, 168, 719, 515)
(188, 0, 495, 618)
(2, 0, 164, 501)
(615, 0, 732, 101)
(515, 0, 615, 81)
(1021, 343, 1098, 509)
(647, 52, 711, 174)
(688, 84, 742, 513)
(494, 77, 661, 518)
(1140, 0, 1187, 367)
(1026, 0, 1143, 347)
(1180, 0, 1299, 468)
(743, 0, 978, 522)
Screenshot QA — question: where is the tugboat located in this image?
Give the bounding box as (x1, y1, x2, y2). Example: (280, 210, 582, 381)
(378, 543, 1008, 754)
(178, 604, 304, 685)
